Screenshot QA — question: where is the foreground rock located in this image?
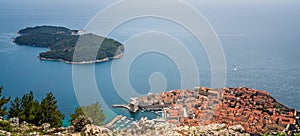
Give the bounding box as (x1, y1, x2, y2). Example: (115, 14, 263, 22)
(72, 116, 93, 132)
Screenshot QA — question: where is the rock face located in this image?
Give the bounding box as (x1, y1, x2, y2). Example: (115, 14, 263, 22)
(66, 125, 75, 133)
(175, 124, 249, 136)
(41, 123, 51, 131)
(72, 116, 93, 132)
(110, 117, 250, 136)
(229, 125, 245, 133)
(9, 117, 19, 127)
(116, 117, 182, 136)
(83, 124, 112, 136)
(0, 130, 11, 136)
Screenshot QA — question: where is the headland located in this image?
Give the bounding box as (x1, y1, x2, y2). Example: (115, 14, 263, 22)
(113, 87, 300, 135)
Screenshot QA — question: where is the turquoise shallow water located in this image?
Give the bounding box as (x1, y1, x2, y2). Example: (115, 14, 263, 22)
(0, 0, 300, 126)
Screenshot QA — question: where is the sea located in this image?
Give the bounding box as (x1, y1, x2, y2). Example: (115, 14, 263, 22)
(0, 0, 300, 126)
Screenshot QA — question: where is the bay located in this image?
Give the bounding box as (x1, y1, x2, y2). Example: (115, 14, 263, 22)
(0, 0, 300, 126)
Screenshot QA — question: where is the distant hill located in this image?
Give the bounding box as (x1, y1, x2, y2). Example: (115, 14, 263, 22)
(14, 26, 124, 64)
(17, 26, 78, 35)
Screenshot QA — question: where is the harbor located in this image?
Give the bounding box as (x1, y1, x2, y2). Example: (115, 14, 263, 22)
(112, 87, 300, 135)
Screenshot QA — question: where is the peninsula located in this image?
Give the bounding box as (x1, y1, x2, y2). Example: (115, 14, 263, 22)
(14, 26, 124, 64)
(113, 87, 300, 135)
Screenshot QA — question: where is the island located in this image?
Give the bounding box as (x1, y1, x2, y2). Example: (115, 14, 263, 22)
(14, 26, 124, 64)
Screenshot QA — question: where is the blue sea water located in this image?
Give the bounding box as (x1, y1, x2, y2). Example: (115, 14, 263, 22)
(0, 0, 300, 126)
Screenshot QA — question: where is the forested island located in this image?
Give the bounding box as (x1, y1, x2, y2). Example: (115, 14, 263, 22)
(14, 26, 124, 64)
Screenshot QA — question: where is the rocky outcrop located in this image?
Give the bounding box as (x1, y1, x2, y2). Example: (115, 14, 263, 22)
(71, 116, 93, 132)
(0, 130, 11, 136)
(41, 123, 51, 131)
(176, 124, 249, 136)
(82, 124, 112, 136)
(9, 117, 19, 127)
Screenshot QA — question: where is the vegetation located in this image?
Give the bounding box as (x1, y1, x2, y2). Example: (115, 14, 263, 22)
(14, 26, 124, 63)
(18, 91, 41, 124)
(0, 86, 10, 116)
(0, 85, 109, 135)
(0, 120, 12, 132)
(0, 86, 107, 132)
(70, 102, 105, 126)
(18, 25, 77, 35)
(40, 92, 64, 127)
(8, 91, 64, 127)
(7, 97, 21, 119)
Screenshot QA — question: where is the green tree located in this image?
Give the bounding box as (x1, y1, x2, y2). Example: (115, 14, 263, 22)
(70, 102, 105, 125)
(8, 97, 21, 118)
(40, 92, 64, 127)
(0, 86, 10, 116)
(18, 91, 41, 124)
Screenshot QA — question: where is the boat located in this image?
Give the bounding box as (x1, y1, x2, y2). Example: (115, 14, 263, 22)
(121, 116, 126, 121)
(125, 120, 130, 124)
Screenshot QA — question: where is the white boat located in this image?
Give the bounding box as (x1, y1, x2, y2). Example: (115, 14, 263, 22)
(121, 116, 126, 121)
(125, 120, 130, 124)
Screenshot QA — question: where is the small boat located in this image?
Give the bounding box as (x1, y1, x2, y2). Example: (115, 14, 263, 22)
(233, 67, 237, 71)
(125, 120, 130, 124)
(121, 116, 126, 121)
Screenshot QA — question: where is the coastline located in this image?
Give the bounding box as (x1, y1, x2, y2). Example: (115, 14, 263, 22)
(112, 87, 300, 135)
(38, 54, 123, 64)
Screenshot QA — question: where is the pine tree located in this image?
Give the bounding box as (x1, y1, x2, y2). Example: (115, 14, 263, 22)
(40, 92, 64, 127)
(18, 91, 41, 124)
(0, 86, 10, 116)
(8, 97, 21, 118)
(70, 102, 105, 126)
(69, 107, 84, 123)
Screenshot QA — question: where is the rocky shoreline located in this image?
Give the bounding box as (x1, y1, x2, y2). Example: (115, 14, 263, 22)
(38, 54, 123, 65)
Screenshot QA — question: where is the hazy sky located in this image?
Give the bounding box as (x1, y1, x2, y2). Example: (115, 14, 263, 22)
(0, 0, 299, 40)
(1, 0, 300, 10)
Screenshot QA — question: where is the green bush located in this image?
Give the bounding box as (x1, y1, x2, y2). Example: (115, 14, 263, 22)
(70, 102, 105, 126)
(0, 120, 12, 132)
